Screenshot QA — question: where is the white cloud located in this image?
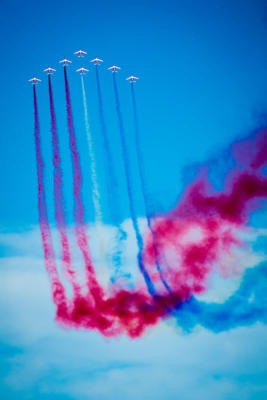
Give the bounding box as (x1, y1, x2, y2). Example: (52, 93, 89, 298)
(0, 224, 266, 399)
(0, 222, 266, 343)
(196, 226, 267, 303)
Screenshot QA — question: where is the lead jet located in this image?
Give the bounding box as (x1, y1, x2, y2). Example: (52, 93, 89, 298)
(76, 67, 89, 75)
(59, 59, 72, 66)
(43, 67, 56, 74)
(74, 49, 87, 57)
(90, 58, 103, 65)
(126, 75, 139, 83)
(107, 65, 121, 73)
(28, 77, 41, 85)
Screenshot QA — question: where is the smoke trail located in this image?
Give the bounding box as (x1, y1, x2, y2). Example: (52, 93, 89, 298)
(95, 65, 119, 221)
(63, 66, 102, 300)
(143, 129, 267, 300)
(59, 286, 182, 338)
(80, 75, 102, 223)
(95, 65, 126, 280)
(48, 75, 79, 293)
(175, 262, 267, 332)
(36, 68, 267, 339)
(57, 125, 267, 338)
(130, 82, 171, 292)
(112, 73, 155, 295)
(80, 74, 109, 284)
(33, 85, 67, 314)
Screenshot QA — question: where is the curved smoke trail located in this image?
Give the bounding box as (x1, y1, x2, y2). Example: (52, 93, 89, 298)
(48, 75, 79, 293)
(95, 65, 126, 281)
(112, 73, 155, 295)
(63, 66, 102, 301)
(50, 94, 267, 337)
(34, 67, 267, 339)
(143, 128, 267, 324)
(130, 82, 171, 293)
(175, 262, 267, 332)
(33, 84, 67, 314)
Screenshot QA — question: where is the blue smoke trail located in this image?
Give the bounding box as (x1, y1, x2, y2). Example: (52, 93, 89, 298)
(95, 65, 127, 281)
(112, 73, 155, 295)
(130, 82, 171, 293)
(175, 262, 267, 332)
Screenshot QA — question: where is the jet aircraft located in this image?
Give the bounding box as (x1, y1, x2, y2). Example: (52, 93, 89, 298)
(59, 59, 72, 66)
(126, 75, 139, 83)
(90, 58, 103, 65)
(76, 67, 89, 75)
(28, 77, 41, 84)
(107, 65, 121, 73)
(74, 50, 87, 57)
(43, 67, 56, 74)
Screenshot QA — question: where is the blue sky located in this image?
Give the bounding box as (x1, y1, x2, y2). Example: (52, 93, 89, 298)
(0, 0, 267, 399)
(1, 0, 267, 228)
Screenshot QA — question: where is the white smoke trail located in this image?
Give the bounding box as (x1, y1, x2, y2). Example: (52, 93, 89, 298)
(80, 75, 102, 222)
(80, 75, 108, 284)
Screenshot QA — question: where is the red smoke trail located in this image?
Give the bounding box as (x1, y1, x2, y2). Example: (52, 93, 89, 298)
(144, 130, 267, 296)
(63, 66, 103, 301)
(55, 129, 266, 338)
(36, 68, 266, 338)
(57, 286, 185, 338)
(48, 75, 79, 294)
(33, 85, 67, 316)
(233, 128, 267, 171)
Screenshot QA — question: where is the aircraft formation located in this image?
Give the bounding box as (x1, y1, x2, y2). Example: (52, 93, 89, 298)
(28, 49, 139, 84)
(29, 45, 267, 339)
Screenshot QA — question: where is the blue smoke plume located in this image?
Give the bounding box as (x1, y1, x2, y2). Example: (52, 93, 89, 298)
(112, 73, 155, 295)
(175, 262, 267, 332)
